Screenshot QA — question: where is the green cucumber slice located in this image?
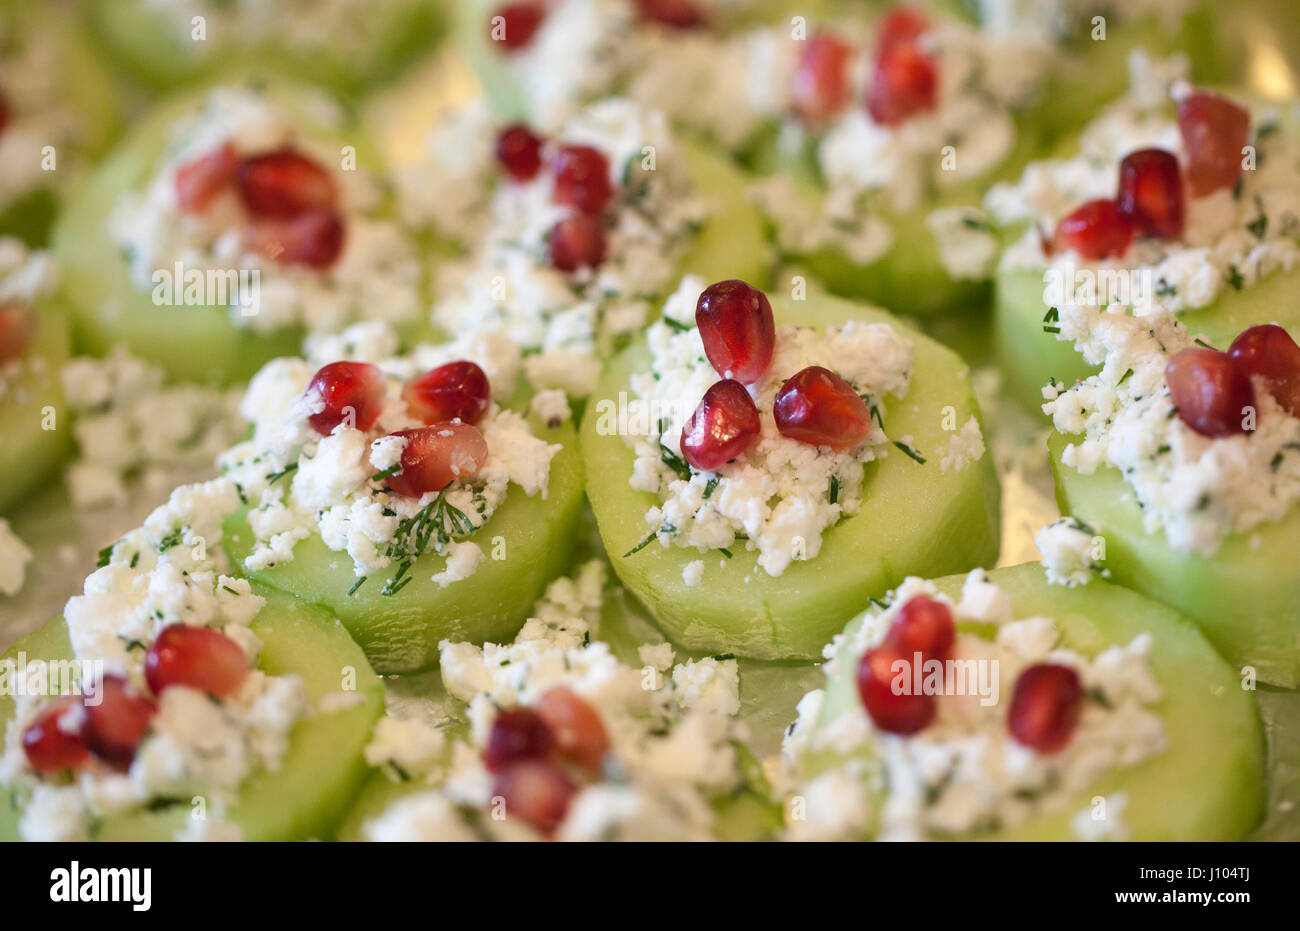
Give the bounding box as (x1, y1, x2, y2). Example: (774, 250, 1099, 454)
(0, 301, 73, 514)
(0, 587, 384, 841)
(676, 138, 773, 289)
(807, 562, 1266, 840)
(1049, 431, 1300, 688)
(581, 288, 1001, 660)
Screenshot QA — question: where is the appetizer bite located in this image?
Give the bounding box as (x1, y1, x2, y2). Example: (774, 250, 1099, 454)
(780, 563, 1264, 840)
(582, 277, 1000, 660)
(1046, 301, 1300, 686)
(54, 79, 430, 385)
(0, 481, 385, 841)
(220, 323, 585, 674)
(987, 58, 1300, 405)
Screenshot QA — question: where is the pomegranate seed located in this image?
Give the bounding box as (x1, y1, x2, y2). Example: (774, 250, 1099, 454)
(1053, 198, 1135, 260)
(548, 214, 607, 272)
(552, 145, 613, 216)
(857, 643, 936, 735)
(1117, 148, 1185, 239)
(680, 379, 762, 471)
(695, 280, 776, 384)
(495, 124, 544, 182)
(1229, 324, 1300, 417)
(0, 301, 35, 364)
(867, 44, 937, 126)
(492, 759, 575, 835)
(1166, 347, 1256, 438)
(251, 207, 345, 269)
(145, 625, 248, 698)
(491, 3, 545, 52)
(22, 698, 90, 774)
(535, 686, 608, 773)
(1008, 663, 1083, 753)
(484, 707, 553, 774)
(875, 5, 930, 56)
(773, 365, 872, 449)
(174, 142, 238, 213)
(635, 0, 705, 29)
(384, 423, 489, 498)
(403, 361, 491, 426)
(80, 675, 156, 769)
(304, 361, 387, 436)
(889, 595, 955, 661)
(1178, 90, 1251, 197)
(793, 33, 854, 128)
(236, 147, 337, 220)
(0, 87, 10, 136)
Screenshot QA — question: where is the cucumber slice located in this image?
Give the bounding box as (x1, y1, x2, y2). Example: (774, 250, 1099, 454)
(806, 562, 1265, 840)
(0, 587, 385, 842)
(995, 266, 1300, 409)
(1048, 431, 1300, 688)
(0, 301, 73, 514)
(677, 138, 773, 290)
(582, 288, 1001, 660)
(223, 411, 587, 674)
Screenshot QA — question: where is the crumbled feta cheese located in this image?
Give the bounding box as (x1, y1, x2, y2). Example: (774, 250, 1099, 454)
(1036, 517, 1102, 587)
(0, 518, 33, 597)
(681, 559, 704, 588)
(364, 714, 446, 782)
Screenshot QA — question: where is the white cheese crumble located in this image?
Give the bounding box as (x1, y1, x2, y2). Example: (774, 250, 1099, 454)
(0, 518, 33, 597)
(1036, 517, 1103, 587)
(0, 238, 59, 406)
(938, 415, 987, 473)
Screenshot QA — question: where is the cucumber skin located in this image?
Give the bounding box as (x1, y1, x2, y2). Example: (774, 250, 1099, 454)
(811, 562, 1265, 841)
(582, 288, 1001, 661)
(1049, 431, 1300, 688)
(0, 588, 384, 842)
(223, 413, 587, 675)
(0, 302, 73, 514)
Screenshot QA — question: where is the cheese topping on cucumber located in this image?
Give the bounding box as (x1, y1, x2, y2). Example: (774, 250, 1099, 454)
(0, 238, 56, 403)
(971, 0, 1196, 41)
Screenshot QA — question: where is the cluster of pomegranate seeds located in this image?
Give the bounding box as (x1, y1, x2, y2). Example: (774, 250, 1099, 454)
(1165, 346, 1256, 438)
(1117, 148, 1185, 239)
(680, 379, 762, 471)
(490, 2, 546, 52)
(549, 213, 607, 271)
(774, 366, 872, 449)
(79, 676, 157, 770)
(174, 142, 238, 213)
(1228, 324, 1300, 417)
(635, 0, 705, 28)
(866, 7, 937, 127)
(0, 301, 35, 364)
(483, 688, 608, 834)
(856, 595, 955, 734)
(1008, 663, 1083, 753)
(21, 698, 89, 775)
(792, 33, 854, 128)
(305, 360, 388, 436)
(144, 625, 248, 698)
(696, 280, 776, 384)
(1177, 90, 1251, 197)
(403, 360, 491, 426)
(1053, 199, 1136, 261)
(384, 423, 489, 498)
(495, 124, 545, 182)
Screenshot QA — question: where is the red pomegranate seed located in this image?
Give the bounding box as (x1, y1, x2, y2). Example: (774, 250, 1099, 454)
(1166, 347, 1256, 438)
(552, 145, 613, 216)
(144, 625, 248, 698)
(80, 675, 156, 769)
(695, 279, 776, 384)
(492, 759, 575, 835)
(889, 595, 955, 661)
(304, 361, 387, 436)
(875, 5, 930, 56)
(403, 361, 491, 426)
(491, 3, 545, 52)
(1229, 324, 1300, 417)
(22, 698, 90, 774)
(384, 423, 489, 498)
(535, 686, 608, 773)
(867, 44, 937, 126)
(251, 207, 345, 269)
(236, 147, 337, 220)
(0, 88, 11, 136)
(548, 214, 607, 271)
(484, 707, 553, 774)
(1117, 148, 1185, 239)
(1008, 663, 1084, 753)
(495, 124, 544, 182)
(680, 379, 762, 471)
(0, 301, 35, 364)
(174, 142, 238, 213)
(793, 33, 854, 129)
(635, 0, 705, 29)
(1178, 90, 1251, 197)
(857, 643, 935, 735)
(1053, 198, 1136, 260)
(773, 365, 872, 449)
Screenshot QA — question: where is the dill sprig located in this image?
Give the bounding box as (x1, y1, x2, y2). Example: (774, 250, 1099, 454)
(379, 487, 477, 596)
